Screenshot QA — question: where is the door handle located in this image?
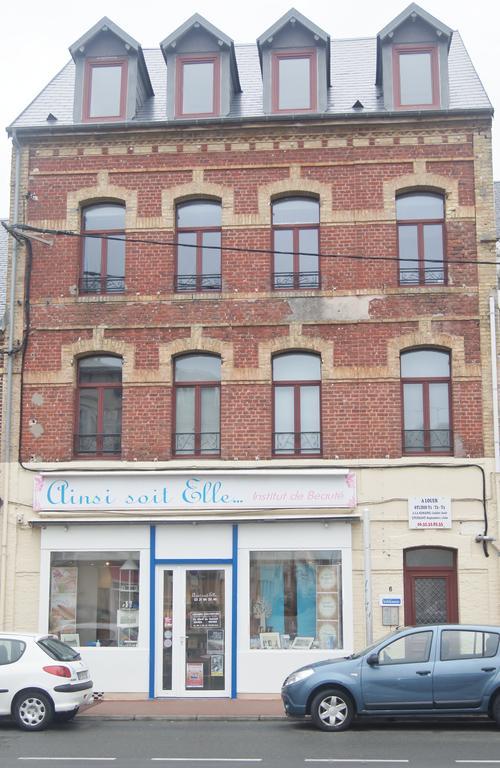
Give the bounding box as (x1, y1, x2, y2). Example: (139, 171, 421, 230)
(416, 670, 431, 676)
(481, 667, 496, 672)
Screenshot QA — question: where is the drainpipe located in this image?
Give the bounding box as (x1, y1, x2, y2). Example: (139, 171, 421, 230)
(489, 295, 500, 473)
(363, 507, 373, 645)
(0, 130, 22, 629)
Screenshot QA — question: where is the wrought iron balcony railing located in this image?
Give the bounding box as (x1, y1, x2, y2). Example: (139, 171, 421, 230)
(403, 429, 452, 454)
(175, 274, 222, 292)
(74, 433, 122, 456)
(273, 431, 321, 455)
(399, 267, 445, 285)
(273, 271, 320, 290)
(79, 276, 125, 294)
(173, 432, 221, 456)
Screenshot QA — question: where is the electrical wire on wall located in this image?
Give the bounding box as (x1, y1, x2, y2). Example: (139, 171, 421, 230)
(1, 224, 493, 557)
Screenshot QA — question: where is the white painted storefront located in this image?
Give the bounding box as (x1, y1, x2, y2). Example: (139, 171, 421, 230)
(37, 470, 356, 697)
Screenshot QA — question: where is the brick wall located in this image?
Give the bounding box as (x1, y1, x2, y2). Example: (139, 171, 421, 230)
(18, 118, 494, 463)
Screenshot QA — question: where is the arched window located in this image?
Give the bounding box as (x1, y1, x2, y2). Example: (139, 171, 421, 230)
(396, 192, 445, 285)
(81, 204, 125, 294)
(273, 352, 321, 455)
(176, 201, 222, 292)
(401, 348, 451, 454)
(272, 197, 320, 290)
(75, 356, 122, 456)
(174, 354, 221, 456)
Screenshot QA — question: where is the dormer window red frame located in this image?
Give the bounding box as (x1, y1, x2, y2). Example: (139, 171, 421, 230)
(271, 50, 317, 113)
(393, 44, 440, 109)
(175, 54, 221, 118)
(82, 58, 128, 122)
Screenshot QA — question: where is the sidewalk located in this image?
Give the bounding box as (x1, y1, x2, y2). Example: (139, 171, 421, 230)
(79, 697, 285, 721)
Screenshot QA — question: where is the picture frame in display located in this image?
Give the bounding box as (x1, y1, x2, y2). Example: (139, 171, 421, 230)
(60, 633, 80, 647)
(259, 632, 281, 649)
(291, 636, 314, 650)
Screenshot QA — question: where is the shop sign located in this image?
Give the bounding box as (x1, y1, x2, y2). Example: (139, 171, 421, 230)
(409, 496, 451, 529)
(34, 470, 356, 513)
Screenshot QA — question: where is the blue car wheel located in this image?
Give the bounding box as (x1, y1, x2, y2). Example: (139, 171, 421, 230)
(310, 688, 355, 732)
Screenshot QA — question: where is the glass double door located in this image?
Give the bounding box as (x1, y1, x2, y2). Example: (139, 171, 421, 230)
(156, 565, 231, 697)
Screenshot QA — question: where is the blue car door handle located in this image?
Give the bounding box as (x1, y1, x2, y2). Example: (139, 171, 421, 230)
(416, 670, 431, 675)
(481, 667, 496, 672)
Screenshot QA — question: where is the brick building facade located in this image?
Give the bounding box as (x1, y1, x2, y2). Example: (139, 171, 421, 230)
(1, 5, 498, 697)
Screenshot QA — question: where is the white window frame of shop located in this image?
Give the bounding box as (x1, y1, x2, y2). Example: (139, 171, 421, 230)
(40, 525, 150, 694)
(237, 520, 353, 694)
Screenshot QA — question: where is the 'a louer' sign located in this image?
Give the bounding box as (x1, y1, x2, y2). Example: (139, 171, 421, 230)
(33, 471, 356, 513)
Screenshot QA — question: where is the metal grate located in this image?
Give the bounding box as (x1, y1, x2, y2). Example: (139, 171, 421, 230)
(415, 577, 448, 624)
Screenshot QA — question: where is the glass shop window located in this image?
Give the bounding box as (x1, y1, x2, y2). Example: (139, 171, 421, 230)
(49, 551, 140, 648)
(249, 550, 342, 650)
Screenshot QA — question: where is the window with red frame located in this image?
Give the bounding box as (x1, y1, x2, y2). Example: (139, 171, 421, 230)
(273, 352, 321, 455)
(174, 354, 221, 456)
(272, 51, 317, 112)
(75, 356, 122, 457)
(81, 204, 125, 294)
(401, 349, 451, 455)
(83, 59, 127, 121)
(176, 200, 222, 292)
(272, 197, 320, 289)
(176, 55, 220, 117)
(393, 45, 439, 109)
(397, 192, 445, 285)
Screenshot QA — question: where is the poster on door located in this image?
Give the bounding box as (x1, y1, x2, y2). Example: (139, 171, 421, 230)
(186, 662, 204, 688)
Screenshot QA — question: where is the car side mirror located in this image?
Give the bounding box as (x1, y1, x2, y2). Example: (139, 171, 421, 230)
(366, 653, 379, 666)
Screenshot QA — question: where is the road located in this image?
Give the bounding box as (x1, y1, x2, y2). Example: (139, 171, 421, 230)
(1, 718, 500, 767)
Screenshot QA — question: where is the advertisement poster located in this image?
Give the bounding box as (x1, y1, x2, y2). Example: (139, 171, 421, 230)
(49, 566, 78, 634)
(207, 629, 224, 653)
(210, 654, 224, 677)
(186, 662, 204, 688)
(409, 497, 451, 529)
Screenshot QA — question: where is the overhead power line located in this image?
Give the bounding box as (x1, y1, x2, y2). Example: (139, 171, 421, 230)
(11, 223, 499, 268)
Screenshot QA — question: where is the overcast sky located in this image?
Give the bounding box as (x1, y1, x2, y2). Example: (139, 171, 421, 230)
(1, 0, 499, 218)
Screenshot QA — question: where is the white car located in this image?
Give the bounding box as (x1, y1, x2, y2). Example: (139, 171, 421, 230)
(0, 632, 93, 730)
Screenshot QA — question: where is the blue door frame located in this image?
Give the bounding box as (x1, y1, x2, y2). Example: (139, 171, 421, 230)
(148, 524, 239, 698)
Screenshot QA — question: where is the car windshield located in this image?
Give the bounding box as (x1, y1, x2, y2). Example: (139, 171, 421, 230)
(38, 636, 81, 661)
(348, 629, 403, 659)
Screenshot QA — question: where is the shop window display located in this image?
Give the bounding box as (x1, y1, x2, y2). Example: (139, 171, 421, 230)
(249, 550, 342, 650)
(49, 551, 140, 648)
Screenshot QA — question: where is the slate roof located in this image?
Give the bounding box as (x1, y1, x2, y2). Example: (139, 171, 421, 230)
(8, 30, 492, 133)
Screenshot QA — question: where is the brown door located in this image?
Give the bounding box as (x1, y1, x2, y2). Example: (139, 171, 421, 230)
(404, 547, 458, 625)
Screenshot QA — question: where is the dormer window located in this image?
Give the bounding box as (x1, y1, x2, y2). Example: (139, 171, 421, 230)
(257, 10, 330, 116)
(70, 17, 153, 125)
(161, 14, 241, 121)
(393, 45, 439, 108)
(376, 6, 452, 112)
(272, 50, 317, 112)
(176, 55, 220, 117)
(83, 58, 128, 121)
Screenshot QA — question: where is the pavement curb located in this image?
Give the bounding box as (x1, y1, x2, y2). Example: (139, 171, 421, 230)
(80, 714, 286, 722)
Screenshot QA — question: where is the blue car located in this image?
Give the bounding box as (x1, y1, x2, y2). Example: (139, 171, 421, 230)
(281, 624, 500, 731)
